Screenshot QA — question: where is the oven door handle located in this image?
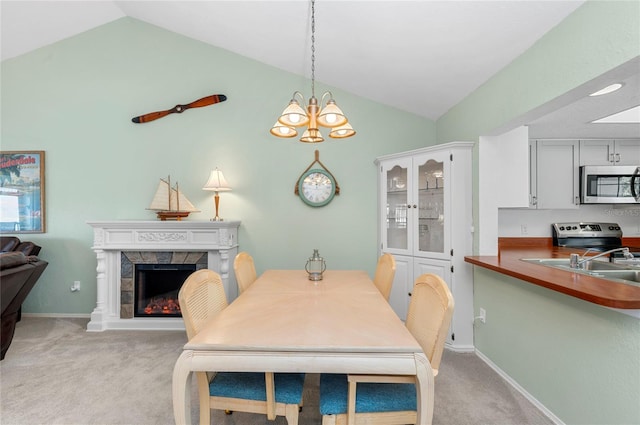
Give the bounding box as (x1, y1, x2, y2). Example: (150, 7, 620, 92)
(632, 167, 640, 202)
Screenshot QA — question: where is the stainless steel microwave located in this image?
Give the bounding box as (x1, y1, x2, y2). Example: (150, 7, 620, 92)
(580, 165, 640, 204)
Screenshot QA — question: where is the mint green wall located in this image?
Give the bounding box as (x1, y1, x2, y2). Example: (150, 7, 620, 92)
(436, 1, 640, 424)
(1, 18, 434, 315)
(475, 269, 640, 424)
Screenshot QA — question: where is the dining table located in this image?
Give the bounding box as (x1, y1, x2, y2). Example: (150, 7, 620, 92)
(172, 269, 434, 424)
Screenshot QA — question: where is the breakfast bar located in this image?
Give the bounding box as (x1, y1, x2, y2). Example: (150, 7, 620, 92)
(465, 238, 640, 310)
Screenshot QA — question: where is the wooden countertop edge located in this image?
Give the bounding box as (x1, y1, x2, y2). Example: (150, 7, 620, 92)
(465, 242, 640, 309)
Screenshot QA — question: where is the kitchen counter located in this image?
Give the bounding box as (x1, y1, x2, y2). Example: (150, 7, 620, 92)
(464, 238, 640, 309)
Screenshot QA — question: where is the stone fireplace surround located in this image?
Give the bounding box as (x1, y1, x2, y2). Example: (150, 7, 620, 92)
(87, 221, 239, 331)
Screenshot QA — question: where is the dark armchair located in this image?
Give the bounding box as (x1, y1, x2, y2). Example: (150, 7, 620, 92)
(1, 237, 47, 360)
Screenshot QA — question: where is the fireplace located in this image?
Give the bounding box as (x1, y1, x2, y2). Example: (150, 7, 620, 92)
(87, 220, 240, 331)
(134, 264, 196, 317)
(120, 250, 207, 320)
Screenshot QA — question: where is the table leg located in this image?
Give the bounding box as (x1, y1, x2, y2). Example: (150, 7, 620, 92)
(173, 350, 193, 425)
(414, 352, 434, 425)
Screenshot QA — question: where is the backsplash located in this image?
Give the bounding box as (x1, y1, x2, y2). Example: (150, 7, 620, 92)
(499, 204, 640, 237)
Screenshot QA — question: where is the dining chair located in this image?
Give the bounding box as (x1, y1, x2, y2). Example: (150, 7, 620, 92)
(372, 253, 396, 300)
(319, 273, 454, 425)
(234, 251, 257, 295)
(179, 269, 305, 425)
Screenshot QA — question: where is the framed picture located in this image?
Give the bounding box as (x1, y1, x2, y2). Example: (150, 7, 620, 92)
(0, 151, 45, 233)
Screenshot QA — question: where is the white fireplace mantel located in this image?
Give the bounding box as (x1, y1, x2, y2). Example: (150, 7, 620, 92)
(86, 220, 240, 331)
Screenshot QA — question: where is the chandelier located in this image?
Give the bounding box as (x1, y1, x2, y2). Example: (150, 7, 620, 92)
(270, 0, 356, 143)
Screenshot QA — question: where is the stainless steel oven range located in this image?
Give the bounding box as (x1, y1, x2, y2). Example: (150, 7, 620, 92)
(552, 222, 640, 264)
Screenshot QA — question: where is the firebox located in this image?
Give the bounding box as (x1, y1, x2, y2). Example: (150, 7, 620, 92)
(134, 264, 196, 317)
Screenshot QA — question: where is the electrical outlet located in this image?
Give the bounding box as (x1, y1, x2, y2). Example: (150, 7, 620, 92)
(70, 281, 81, 292)
(520, 224, 528, 235)
(479, 308, 486, 324)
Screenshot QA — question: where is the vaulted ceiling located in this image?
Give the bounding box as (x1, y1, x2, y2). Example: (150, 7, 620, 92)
(2, 1, 638, 138)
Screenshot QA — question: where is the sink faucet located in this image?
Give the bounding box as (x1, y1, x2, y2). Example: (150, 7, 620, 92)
(569, 247, 634, 269)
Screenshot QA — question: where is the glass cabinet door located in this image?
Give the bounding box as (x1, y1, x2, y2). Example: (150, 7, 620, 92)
(415, 152, 449, 257)
(382, 159, 411, 252)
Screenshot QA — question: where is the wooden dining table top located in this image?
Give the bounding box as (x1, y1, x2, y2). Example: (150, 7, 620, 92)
(185, 269, 423, 354)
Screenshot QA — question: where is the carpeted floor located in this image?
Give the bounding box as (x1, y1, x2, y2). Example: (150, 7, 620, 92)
(0, 317, 554, 425)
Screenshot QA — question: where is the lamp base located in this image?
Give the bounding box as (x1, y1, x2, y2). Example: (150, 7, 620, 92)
(211, 193, 224, 222)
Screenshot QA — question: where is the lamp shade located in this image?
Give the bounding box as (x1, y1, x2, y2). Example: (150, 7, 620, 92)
(329, 122, 356, 139)
(278, 100, 310, 127)
(202, 168, 232, 191)
(300, 128, 324, 143)
(317, 100, 347, 127)
(270, 121, 298, 138)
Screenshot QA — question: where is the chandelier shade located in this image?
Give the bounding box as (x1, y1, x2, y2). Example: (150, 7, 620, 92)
(329, 122, 356, 139)
(317, 98, 347, 128)
(270, 121, 298, 138)
(277, 93, 310, 127)
(270, 0, 355, 143)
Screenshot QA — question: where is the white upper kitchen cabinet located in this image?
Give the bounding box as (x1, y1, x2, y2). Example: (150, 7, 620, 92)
(579, 139, 640, 165)
(529, 139, 580, 209)
(376, 142, 474, 352)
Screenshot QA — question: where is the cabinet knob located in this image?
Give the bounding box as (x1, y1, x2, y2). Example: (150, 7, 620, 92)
(413, 204, 417, 209)
(408, 292, 412, 297)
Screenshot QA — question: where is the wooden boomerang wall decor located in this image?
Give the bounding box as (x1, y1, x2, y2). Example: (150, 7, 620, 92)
(131, 94, 227, 123)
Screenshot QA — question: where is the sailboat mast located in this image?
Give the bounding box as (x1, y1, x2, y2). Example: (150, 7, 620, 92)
(175, 181, 181, 212)
(167, 175, 172, 211)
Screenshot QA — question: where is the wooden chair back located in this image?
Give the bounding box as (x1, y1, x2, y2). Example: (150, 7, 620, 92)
(179, 269, 228, 339)
(373, 253, 396, 300)
(234, 251, 257, 295)
(406, 273, 455, 375)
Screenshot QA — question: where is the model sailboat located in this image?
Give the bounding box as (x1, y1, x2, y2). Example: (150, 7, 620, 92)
(148, 176, 200, 221)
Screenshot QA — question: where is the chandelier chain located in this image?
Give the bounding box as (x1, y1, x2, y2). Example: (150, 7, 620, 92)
(311, 0, 316, 98)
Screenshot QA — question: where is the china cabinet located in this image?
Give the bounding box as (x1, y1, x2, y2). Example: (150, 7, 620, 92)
(375, 142, 474, 351)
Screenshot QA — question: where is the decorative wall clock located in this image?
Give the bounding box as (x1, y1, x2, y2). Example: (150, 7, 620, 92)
(295, 150, 340, 207)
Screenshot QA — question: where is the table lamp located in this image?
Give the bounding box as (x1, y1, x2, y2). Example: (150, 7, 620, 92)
(202, 168, 232, 221)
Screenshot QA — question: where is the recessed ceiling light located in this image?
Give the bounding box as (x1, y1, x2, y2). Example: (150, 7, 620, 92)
(589, 83, 623, 96)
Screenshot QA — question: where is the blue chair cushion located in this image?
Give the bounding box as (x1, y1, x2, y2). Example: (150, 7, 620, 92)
(210, 372, 305, 405)
(319, 373, 416, 415)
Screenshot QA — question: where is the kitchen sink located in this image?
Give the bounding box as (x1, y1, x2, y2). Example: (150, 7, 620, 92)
(522, 258, 640, 286)
(587, 270, 640, 284)
(522, 258, 624, 271)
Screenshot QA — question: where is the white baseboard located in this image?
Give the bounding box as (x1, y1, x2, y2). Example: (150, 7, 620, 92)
(475, 349, 565, 425)
(21, 313, 91, 319)
(445, 343, 475, 353)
